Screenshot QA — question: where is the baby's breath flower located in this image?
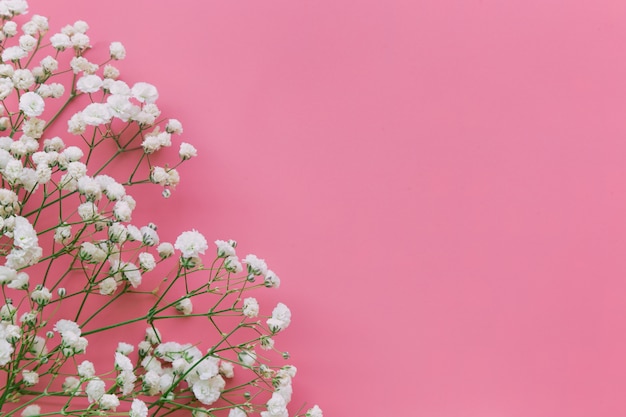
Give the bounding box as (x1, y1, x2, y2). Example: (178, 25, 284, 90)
(109, 41, 125, 60)
(175, 298, 193, 315)
(20, 405, 40, 417)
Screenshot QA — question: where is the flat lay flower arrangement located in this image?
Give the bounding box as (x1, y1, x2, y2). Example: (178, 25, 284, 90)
(0, 1, 322, 416)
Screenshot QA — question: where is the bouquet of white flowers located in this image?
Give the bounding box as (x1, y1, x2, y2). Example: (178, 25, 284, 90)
(0, 1, 322, 416)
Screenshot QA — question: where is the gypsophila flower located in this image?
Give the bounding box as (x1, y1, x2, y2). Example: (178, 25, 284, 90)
(179, 142, 197, 160)
(131, 82, 158, 103)
(85, 378, 105, 403)
(157, 242, 175, 258)
(19, 92, 44, 117)
(238, 349, 256, 367)
(77, 360, 95, 378)
(229, 408, 247, 417)
(21, 370, 38, 386)
(175, 230, 208, 258)
(220, 361, 235, 379)
(30, 286, 51, 305)
(306, 405, 324, 417)
(242, 297, 259, 318)
(99, 393, 120, 410)
(62, 376, 81, 393)
(176, 298, 193, 315)
(130, 399, 149, 417)
(109, 41, 126, 59)
(20, 405, 40, 417)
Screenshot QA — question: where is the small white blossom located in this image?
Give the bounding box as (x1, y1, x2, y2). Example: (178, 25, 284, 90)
(175, 230, 208, 258)
(242, 297, 259, 318)
(219, 361, 235, 379)
(19, 92, 44, 117)
(191, 375, 226, 406)
(157, 242, 174, 258)
(76, 74, 102, 93)
(20, 405, 40, 417)
(99, 277, 117, 295)
(130, 399, 148, 417)
(306, 405, 323, 417)
(109, 41, 126, 60)
(62, 376, 81, 393)
(22, 370, 38, 386)
(175, 298, 193, 315)
(77, 360, 95, 378)
(131, 82, 158, 103)
(179, 142, 197, 160)
(85, 378, 105, 403)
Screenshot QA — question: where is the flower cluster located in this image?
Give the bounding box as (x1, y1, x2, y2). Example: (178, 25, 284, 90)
(0, 2, 321, 417)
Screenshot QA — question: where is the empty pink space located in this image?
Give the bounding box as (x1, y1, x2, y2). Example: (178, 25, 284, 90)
(36, 0, 626, 416)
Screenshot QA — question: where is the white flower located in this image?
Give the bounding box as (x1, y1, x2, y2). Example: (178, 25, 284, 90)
(130, 399, 148, 417)
(109, 41, 126, 59)
(262, 392, 288, 417)
(191, 375, 225, 405)
(77, 360, 95, 378)
(175, 298, 193, 315)
(242, 297, 259, 318)
(166, 119, 183, 134)
(54, 224, 72, 243)
(219, 361, 234, 379)
(30, 287, 51, 305)
(138, 252, 156, 271)
(2, 45, 26, 61)
(99, 393, 120, 410)
(267, 303, 291, 332)
(0, 339, 13, 365)
(81, 102, 111, 126)
(141, 225, 159, 246)
(224, 255, 243, 273)
(306, 405, 323, 417)
(20, 405, 40, 417)
(19, 34, 36, 51)
(238, 349, 256, 367)
(142, 370, 160, 395)
(244, 254, 268, 276)
(157, 242, 174, 258)
(77, 202, 98, 223)
(50, 33, 71, 50)
(0, 266, 16, 284)
(103, 64, 119, 79)
(115, 352, 133, 372)
(85, 378, 105, 403)
(215, 239, 236, 258)
(22, 370, 38, 386)
(117, 342, 134, 355)
(131, 82, 158, 103)
(40, 56, 58, 72)
(2, 22, 16, 36)
(228, 409, 247, 417)
(62, 376, 81, 393)
(145, 327, 161, 345)
(0, 78, 13, 100)
(99, 277, 117, 295)
(71, 32, 90, 51)
(30, 336, 47, 356)
(12, 69, 34, 89)
(113, 200, 132, 222)
(7, 272, 28, 290)
(19, 92, 44, 117)
(264, 270, 281, 288)
(179, 142, 197, 160)
(175, 230, 208, 258)
(76, 74, 102, 93)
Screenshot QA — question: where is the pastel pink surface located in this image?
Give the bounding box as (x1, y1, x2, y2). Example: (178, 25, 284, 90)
(37, 0, 626, 416)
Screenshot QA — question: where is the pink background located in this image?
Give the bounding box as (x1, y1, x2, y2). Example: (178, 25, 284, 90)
(36, 0, 626, 416)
